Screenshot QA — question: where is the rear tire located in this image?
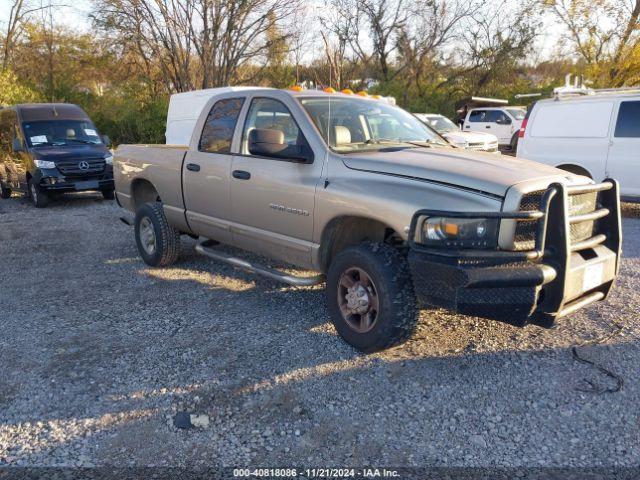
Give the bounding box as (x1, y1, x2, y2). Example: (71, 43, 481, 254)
(134, 202, 180, 267)
(0, 183, 11, 199)
(510, 132, 519, 152)
(28, 179, 49, 208)
(326, 242, 419, 353)
(101, 188, 115, 200)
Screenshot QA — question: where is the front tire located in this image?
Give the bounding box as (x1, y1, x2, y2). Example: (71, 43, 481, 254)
(326, 242, 419, 353)
(134, 202, 180, 267)
(28, 179, 49, 208)
(0, 183, 11, 199)
(101, 188, 115, 200)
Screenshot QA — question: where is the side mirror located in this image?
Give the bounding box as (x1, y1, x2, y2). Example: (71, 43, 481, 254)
(12, 138, 24, 152)
(496, 117, 511, 125)
(101, 135, 112, 147)
(248, 128, 313, 163)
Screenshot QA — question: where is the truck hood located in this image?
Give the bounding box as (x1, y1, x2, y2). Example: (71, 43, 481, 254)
(442, 130, 498, 144)
(31, 144, 110, 161)
(341, 147, 571, 197)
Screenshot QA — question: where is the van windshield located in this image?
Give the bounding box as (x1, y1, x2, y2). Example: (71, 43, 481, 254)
(506, 108, 526, 121)
(299, 97, 447, 153)
(420, 115, 458, 133)
(22, 120, 103, 147)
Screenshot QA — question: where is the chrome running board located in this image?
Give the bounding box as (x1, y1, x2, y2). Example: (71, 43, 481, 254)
(195, 240, 325, 287)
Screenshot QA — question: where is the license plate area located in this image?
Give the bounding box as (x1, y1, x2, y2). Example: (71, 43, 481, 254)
(74, 180, 100, 190)
(565, 246, 617, 301)
(583, 262, 604, 292)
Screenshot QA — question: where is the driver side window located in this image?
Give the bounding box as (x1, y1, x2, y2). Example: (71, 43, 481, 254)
(241, 98, 308, 156)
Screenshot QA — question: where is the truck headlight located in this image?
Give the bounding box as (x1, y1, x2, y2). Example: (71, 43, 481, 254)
(104, 154, 114, 165)
(34, 159, 56, 169)
(420, 217, 499, 248)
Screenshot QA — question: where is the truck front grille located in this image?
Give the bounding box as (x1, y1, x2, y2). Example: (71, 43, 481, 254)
(515, 187, 599, 251)
(514, 190, 544, 250)
(56, 158, 105, 176)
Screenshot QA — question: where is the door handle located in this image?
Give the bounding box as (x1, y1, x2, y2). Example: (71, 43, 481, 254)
(232, 170, 251, 180)
(186, 163, 200, 172)
(486, 126, 491, 129)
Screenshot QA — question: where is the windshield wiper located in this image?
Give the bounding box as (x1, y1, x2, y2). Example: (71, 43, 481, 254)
(364, 138, 397, 144)
(61, 138, 99, 145)
(403, 139, 450, 148)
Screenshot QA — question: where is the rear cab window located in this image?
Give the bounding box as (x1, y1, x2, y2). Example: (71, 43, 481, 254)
(199, 97, 245, 153)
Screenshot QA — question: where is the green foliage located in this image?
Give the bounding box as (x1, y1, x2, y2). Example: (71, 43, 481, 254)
(85, 86, 169, 146)
(0, 69, 42, 105)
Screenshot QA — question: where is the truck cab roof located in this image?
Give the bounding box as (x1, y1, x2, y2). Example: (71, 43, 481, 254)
(165, 87, 391, 145)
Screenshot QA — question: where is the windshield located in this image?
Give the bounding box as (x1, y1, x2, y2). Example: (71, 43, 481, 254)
(299, 97, 447, 152)
(506, 108, 526, 121)
(22, 120, 102, 147)
(419, 115, 458, 133)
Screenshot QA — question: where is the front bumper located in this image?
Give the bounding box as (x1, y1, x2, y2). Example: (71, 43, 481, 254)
(408, 180, 622, 327)
(35, 166, 114, 192)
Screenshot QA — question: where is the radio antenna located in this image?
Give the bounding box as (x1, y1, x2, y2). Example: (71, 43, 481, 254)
(324, 62, 331, 188)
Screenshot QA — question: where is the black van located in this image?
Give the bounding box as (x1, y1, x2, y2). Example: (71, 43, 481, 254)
(0, 103, 114, 207)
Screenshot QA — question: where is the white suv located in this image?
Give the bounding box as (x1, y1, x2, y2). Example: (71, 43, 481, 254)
(462, 107, 526, 149)
(516, 91, 640, 201)
(414, 113, 499, 153)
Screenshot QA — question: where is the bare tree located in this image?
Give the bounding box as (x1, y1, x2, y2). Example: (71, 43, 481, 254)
(546, 0, 640, 86)
(452, 0, 540, 94)
(318, 2, 360, 88)
(397, 0, 481, 94)
(1, 0, 53, 70)
(357, 0, 407, 81)
(94, 0, 302, 92)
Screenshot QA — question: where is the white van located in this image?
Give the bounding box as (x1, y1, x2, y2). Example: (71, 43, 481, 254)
(517, 91, 640, 201)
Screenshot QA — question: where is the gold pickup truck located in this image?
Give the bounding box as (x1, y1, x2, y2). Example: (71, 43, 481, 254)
(114, 87, 622, 352)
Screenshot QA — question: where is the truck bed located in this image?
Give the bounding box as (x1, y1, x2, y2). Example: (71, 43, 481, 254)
(114, 144, 187, 218)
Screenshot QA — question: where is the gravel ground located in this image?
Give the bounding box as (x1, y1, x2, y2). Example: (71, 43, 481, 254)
(0, 192, 639, 471)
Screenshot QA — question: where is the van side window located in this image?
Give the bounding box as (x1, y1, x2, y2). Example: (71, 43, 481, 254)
(199, 97, 245, 153)
(614, 101, 640, 138)
(469, 110, 486, 122)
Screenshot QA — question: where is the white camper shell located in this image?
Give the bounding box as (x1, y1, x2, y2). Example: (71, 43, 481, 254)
(165, 87, 272, 145)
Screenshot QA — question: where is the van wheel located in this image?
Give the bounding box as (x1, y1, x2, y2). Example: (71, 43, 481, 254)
(326, 242, 419, 353)
(101, 188, 115, 200)
(556, 164, 593, 179)
(134, 202, 180, 267)
(510, 132, 519, 151)
(28, 179, 49, 208)
(0, 183, 11, 199)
